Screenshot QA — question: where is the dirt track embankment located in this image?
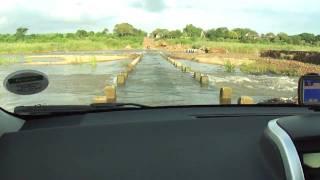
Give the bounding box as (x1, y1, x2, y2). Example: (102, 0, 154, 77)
(261, 50, 320, 65)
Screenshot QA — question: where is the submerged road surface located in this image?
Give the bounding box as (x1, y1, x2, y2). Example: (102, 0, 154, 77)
(0, 51, 299, 112)
(117, 53, 218, 106)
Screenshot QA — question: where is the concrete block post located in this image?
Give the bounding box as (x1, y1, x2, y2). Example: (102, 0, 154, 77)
(92, 96, 107, 104)
(117, 74, 126, 85)
(127, 66, 134, 72)
(180, 65, 185, 72)
(220, 87, 232, 105)
(200, 75, 209, 85)
(104, 85, 117, 103)
(121, 72, 128, 80)
(185, 67, 192, 73)
(195, 72, 202, 81)
(192, 72, 196, 78)
(238, 96, 254, 105)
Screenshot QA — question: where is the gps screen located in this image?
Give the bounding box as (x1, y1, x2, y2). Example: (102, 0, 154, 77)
(303, 79, 320, 105)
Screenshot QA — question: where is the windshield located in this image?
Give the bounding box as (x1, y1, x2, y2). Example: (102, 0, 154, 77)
(1, 0, 320, 112)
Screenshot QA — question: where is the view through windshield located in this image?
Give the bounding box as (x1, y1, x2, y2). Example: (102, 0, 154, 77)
(1, 0, 320, 111)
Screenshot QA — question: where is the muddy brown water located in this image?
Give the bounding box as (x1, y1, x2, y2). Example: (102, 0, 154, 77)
(0, 51, 299, 112)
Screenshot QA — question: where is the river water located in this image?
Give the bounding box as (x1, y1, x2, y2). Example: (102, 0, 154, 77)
(0, 51, 298, 112)
(176, 59, 298, 102)
(0, 54, 132, 111)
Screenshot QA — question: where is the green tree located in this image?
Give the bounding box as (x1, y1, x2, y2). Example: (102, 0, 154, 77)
(214, 27, 229, 39)
(66, 33, 75, 39)
(233, 28, 258, 41)
(151, 28, 169, 38)
(206, 29, 216, 40)
(15, 27, 28, 40)
(53, 33, 64, 39)
(134, 29, 147, 37)
(299, 33, 315, 44)
(244, 30, 259, 42)
(76, 30, 88, 38)
(228, 30, 239, 39)
(290, 35, 303, 45)
(277, 32, 290, 43)
(88, 31, 95, 36)
(315, 35, 320, 46)
(113, 23, 137, 36)
(183, 24, 203, 38)
(168, 30, 182, 38)
(265, 32, 275, 42)
(102, 28, 109, 34)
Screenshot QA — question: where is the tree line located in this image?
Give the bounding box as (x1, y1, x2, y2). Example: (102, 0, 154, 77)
(1, 23, 320, 46)
(0, 23, 146, 43)
(151, 24, 320, 46)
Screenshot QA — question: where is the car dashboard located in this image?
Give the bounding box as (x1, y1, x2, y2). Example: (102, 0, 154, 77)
(0, 106, 319, 180)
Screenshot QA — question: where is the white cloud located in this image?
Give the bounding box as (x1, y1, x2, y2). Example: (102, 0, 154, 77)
(0, 0, 319, 34)
(0, 16, 8, 25)
(131, 0, 167, 12)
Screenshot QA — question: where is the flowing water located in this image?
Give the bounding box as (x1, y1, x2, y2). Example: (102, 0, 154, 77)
(176, 59, 298, 102)
(117, 53, 217, 106)
(0, 51, 299, 112)
(0, 53, 132, 111)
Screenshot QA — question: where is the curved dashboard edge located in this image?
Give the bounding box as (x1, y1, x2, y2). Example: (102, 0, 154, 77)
(266, 119, 305, 180)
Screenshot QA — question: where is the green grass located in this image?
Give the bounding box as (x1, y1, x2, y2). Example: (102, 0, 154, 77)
(240, 62, 299, 76)
(167, 39, 320, 55)
(0, 37, 143, 54)
(90, 56, 97, 66)
(224, 60, 236, 73)
(0, 57, 19, 65)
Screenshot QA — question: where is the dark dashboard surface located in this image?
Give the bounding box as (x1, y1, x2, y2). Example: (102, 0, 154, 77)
(0, 106, 317, 180)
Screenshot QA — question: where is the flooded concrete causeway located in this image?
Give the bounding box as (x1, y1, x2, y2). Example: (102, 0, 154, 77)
(117, 53, 218, 106)
(0, 51, 298, 111)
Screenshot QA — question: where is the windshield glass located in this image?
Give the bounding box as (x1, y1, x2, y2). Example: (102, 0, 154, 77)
(1, 0, 319, 112)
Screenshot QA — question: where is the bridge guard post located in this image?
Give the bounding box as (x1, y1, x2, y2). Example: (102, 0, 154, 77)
(117, 74, 126, 85)
(195, 72, 202, 81)
(92, 96, 107, 104)
(200, 75, 209, 85)
(104, 85, 117, 103)
(238, 96, 254, 105)
(220, 87, 232, 105)
(121, 72, 128, 80)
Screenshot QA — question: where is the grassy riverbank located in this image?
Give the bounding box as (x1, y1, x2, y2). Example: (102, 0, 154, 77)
(239, 61, 298, 76)
(169, 52, 320, 76)
(0, 57, 19, 65)
(0, 38, 143, 54)
(157, 37, 320, 77)
(166, 39, 320, 55)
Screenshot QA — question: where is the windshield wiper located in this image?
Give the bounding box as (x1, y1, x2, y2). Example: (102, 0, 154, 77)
(14, 103, 150, 116)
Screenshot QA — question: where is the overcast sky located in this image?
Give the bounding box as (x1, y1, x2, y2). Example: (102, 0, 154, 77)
(0, 0, 319, 35)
